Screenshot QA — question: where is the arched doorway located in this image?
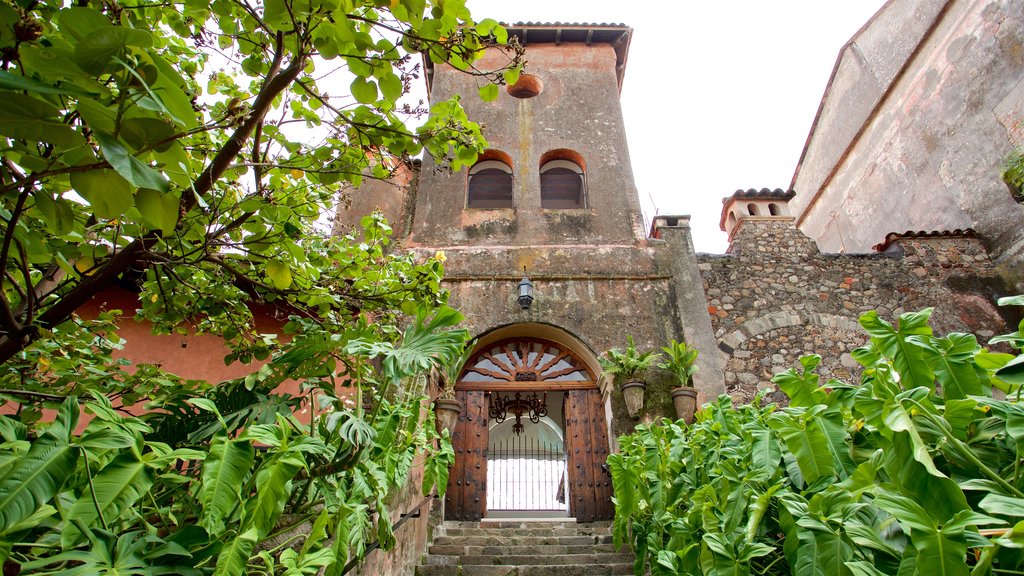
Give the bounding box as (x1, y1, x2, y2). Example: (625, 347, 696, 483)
(444, 337, 613, 522)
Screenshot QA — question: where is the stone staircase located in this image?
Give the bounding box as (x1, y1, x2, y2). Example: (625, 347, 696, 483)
(415, 520, 636, 576)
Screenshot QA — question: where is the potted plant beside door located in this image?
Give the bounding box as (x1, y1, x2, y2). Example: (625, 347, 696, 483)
(434, 341, 475, 435)
(600, 336, 661, 420)
(659, 339, 700, 423)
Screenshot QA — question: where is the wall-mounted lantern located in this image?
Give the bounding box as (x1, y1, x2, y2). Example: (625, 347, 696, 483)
(517, 270, 534, 310)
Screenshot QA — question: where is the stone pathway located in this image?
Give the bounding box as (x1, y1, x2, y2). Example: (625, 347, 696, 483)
(415, 520, 636, 576)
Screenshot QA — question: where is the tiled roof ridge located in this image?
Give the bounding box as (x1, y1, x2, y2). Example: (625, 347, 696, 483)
(723, 188, 796, 204)
(873, 228, 979, 252)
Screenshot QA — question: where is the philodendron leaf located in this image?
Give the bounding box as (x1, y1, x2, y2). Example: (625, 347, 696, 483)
(0, 416, 79, 534)
(212, 527, 259, 576)
(907, 334, 984, 399)
(768, 409, 835, 486)
(773, 354, 825, 408)
(199, 435, 255, 536)
(62, 451, 155, 548)
(94, 131, 169, 192)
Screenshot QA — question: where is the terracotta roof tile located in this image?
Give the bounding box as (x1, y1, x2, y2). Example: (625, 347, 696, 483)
(872, 228, 979, 252)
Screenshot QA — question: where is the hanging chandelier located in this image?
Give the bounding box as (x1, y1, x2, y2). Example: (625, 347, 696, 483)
(488, 391, 547, 436)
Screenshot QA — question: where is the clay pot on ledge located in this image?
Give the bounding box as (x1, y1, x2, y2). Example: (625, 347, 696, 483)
(434, 397, 462, 435)
(620, 380, 646, 420)
(671, 386, 698, 424)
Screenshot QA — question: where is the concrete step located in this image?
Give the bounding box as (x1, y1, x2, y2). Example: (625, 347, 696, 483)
(439, 526, 612, 538)
(453, 553, 635, 565)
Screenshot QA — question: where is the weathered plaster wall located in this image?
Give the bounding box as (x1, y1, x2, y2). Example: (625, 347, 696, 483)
(409, 43, 646, 248)
(792, 0, 1024, 286)
(699, 217, 1012, 405)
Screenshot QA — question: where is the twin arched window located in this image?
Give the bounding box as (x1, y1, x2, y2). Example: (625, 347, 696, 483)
(467, 160, 514, 209)
(466, 152, 587, 209)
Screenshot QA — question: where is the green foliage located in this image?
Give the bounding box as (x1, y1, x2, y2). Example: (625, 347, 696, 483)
(658, 339, 699, 387)
(600, 336, 662, 382)
(1003, 150, 1024, 202)
(438, 339, 476, 399)
(609, 303, 1024, 576)
(0, 0, 524, 368)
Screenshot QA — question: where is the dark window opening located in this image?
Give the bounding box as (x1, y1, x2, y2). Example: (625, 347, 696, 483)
(747, 203, 759, 216)
(468, 167, 513, 208)
(541, 167, 585, 209)
(769, 203, 781, 216)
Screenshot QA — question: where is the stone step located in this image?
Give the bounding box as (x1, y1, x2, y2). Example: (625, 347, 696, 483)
(414, 563, 635, 576)
(440, 526, 612, 538)
(448, 553, 635, 566)
(429, 543, 622, 555)
(431, 534, 614, 547)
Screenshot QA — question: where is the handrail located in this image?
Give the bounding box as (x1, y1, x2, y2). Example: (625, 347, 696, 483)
(339, 493, 437, 575)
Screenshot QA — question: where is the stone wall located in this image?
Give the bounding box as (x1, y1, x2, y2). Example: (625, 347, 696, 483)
(698, 217, 1013, 404)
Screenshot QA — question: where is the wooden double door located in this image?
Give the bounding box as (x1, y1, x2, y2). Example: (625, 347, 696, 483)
(444, 388, 614, 522)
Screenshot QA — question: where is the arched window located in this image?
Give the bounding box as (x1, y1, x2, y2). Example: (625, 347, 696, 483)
(540, 159, 586, 209)
(467, 158, 513, 209)
(747, 203, 759, 216)
(459, 339, 594, 385)
(768, 203, 781, 216)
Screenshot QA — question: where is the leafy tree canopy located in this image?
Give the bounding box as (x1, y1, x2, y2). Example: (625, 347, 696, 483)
(0, 0, 523, 572)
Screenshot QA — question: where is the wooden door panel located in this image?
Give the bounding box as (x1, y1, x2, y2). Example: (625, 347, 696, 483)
(445, 390, 488, 521)
(565, 389, 613, 522)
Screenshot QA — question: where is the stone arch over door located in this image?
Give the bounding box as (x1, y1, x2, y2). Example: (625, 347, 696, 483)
(444, 324, 614, 522)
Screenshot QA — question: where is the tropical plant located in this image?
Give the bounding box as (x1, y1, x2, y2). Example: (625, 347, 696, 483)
(658, 339, 699, 387)
(608, 299, 1024, 576)
(438, 339, 475, 400)
(600, 336, 662, 383)
(0, 292, 465, 575)
(1004, 150, 1024, 202)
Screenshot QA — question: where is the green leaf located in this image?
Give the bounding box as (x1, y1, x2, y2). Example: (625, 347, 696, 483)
(860, 309, 935, 390)
(143, 50, 199, 129)
(0, 93, 82, 147)
(773, 354, 826, 407)
(199, 436, 255, 536)
(995, 354, 1024, 385)
(0, 71, 95, 97)
(94, 132, 169, 192)
(768, 409, 836, 486)
(62, 452, 155, 548)
(119, 118, 177, 153)
(908, 334, 983, 399)
(266, 260, 293, 290)
(478, 83, 499, 102)
(351, 77, 377, 104)
(33, 192, 75, 236)
(979, 493, 1024, 518)
(212, 527, 259, 576)
(241, 451, 303, 538)
(135, 188, 180, 234)
(378, 72, 403, 102)
(0, 425, 79, 534)
(71, 168, 135, 219)
(73, 26, 153, 75)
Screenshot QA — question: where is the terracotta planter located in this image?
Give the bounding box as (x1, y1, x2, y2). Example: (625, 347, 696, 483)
(434, 398, 462, 435)
(671, 386, 698, 424)
(620, 380, 646, 420)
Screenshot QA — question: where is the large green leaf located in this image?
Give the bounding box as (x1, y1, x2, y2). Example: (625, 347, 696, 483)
(907, 334, 983, 399)
(747, 423, 782, 476)
(0, 93, 83, 147)
(0, 71, 95, 96)
(199, 436, 254, 536)
(0, 428, 79, 534)
(212, 527, 259, 576)
(135, 188, 181, 234)
(62, 451, 155, 548)
(73, 25, 153, 74)
(241, 451, 303, 538)
(860, 310, 935, 390)
(71, 168, 135, 219)
(94, 131, 170, 192)
(768, 409, 835, 486)
(773, 355, 826, 408)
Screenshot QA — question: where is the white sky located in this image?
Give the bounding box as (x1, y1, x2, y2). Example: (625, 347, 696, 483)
(464, 1, 889, 252)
